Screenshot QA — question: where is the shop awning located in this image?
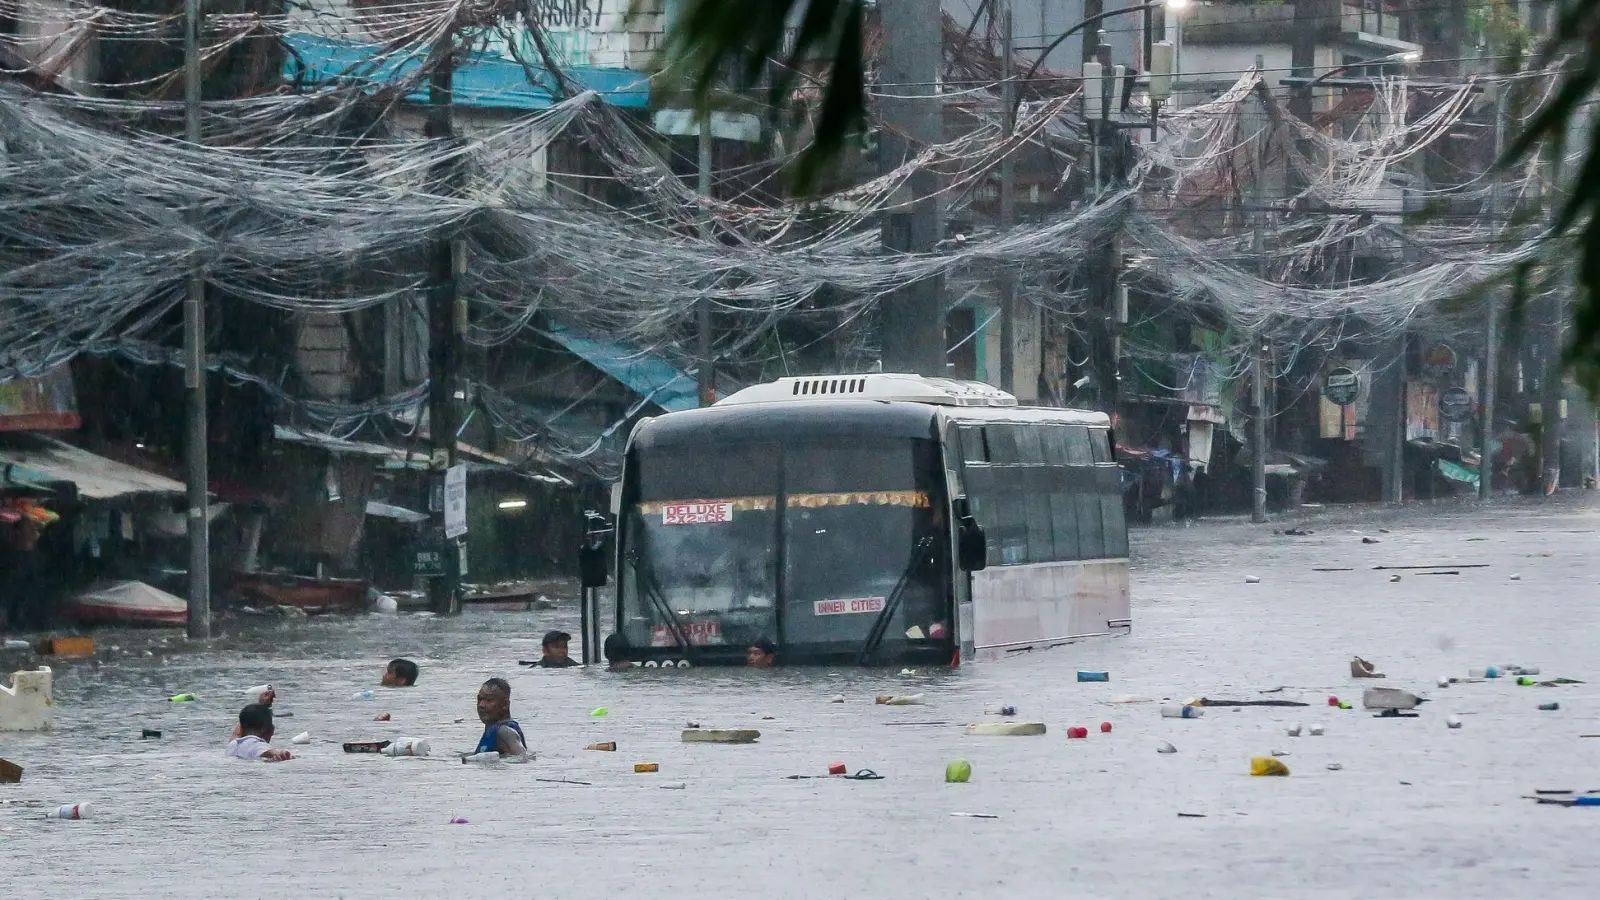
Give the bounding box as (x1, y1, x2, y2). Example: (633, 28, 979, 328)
(543, 326, 699, 413)
(365, 500, 429, 524)
(0, 436, 184, 499)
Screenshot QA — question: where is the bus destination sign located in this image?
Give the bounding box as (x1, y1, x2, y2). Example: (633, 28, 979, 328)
(814, 597, 887, 616)
(650, 622, 723, 646)
(663, 501, 733, 525)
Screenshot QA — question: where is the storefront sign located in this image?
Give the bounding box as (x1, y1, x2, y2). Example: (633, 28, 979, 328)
(1421, 344, 1458, 382)
(443, 465, 467, 539)
(813, 597, 887, 616)
(1323, 367, 1360, 405)
(650, 621, 723, 646)
(1438, 387, 1474, 423)
(662, 501, 733, 525)
(0, 369, 80, 432)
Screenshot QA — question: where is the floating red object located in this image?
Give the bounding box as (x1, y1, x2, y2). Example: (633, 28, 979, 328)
(1099, 722, 1112, 733)
(828, 761, 847, 775)
(1067, 726, 1089, 739)
(1327, 696, 1340, 707)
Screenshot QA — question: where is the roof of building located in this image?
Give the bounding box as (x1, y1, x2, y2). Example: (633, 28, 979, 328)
(0, 435, 184, 500)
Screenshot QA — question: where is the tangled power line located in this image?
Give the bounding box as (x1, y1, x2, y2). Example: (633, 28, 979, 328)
(0, 1, 1566, 473)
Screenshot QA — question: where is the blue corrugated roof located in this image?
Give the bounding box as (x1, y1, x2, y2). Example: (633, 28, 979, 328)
(543, 327, 698, 413)
(282, 33, 651, 110)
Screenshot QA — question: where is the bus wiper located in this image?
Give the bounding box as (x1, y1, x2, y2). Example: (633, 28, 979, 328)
(856, 536, 933, 667)
(626, 551, 699, 662)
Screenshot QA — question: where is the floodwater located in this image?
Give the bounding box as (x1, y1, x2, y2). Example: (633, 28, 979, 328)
(4, 498, 1600, 898)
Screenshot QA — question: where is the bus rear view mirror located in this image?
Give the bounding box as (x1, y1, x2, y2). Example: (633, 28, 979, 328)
(578, 544, 608, 588)
(957, 518, 987, 572)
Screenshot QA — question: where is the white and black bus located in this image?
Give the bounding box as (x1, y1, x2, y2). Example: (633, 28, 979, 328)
(586, 374, 1130, 666)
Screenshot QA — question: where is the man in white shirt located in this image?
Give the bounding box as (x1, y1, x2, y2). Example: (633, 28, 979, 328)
(226, 703, 292, 761)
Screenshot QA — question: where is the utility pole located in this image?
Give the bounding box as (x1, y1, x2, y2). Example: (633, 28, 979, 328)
(878, 0, 945, 375)
(1250, 54, 1268, 524)
(697, 114, 714, 404)
(1480, 88, 1505, 501)
(427, 33, 463, 616)
(998, 0, 1016, 393)
(182, 0, 210, 639)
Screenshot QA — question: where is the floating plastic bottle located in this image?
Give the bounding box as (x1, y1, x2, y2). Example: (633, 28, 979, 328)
(352, 690, 376, 701)
(1160, 703, 1202, 719)
(461, 752, 499, 763)
(245, 684, 272, 696)
(986, 704, 1017, 716)
(168, 693, 197, 703)
(1539, 702, 1560, 711)
(383, 738, 430, 757)
(50, 802, 90, 820)
(634, 763, 659, 773)
(660, 782, 687, 790)
(584, 742, 617, 752)
(590, 707, 609, 717)
(1077, 671, 1110, 682)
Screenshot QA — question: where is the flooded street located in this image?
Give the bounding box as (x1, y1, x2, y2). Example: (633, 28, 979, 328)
(5, 499, 1600, 899)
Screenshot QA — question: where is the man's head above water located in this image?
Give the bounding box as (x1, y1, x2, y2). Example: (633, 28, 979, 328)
(477, 678, 512, 724)
(746, 638, 778, 669)
(238, 703, 274, 740)
(382, 658, 419, 687)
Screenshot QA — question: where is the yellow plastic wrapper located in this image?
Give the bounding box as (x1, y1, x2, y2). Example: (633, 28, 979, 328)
(1250, 757, 1290, 776)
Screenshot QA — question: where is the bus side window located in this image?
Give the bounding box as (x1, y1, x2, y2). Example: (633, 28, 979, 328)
(1041, 425, 1070, 466)
(1063, 426, 1094, 466)
(1024, 472, 1053, 564)
(1050, 490, 1081, 560)
(1101, 494, 1129, 557)
(1089, 428, 1114, 463)
(986, 425, 1019, 465)
(1075, 492, 1106, 560)
(1014, 425, 1044, 465)
(958, 425, 987, 464)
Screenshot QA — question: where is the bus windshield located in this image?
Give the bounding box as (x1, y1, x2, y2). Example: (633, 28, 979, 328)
(619, 438, 949, 661)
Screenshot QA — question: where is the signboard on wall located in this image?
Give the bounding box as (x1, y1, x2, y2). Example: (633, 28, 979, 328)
(0, 369, 80, 432)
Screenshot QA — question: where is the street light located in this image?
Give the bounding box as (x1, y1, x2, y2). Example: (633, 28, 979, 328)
(1306, 50, 1424, 88)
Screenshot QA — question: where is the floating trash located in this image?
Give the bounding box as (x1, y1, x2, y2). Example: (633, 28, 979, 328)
(1250, 757, 1290, 777)
(945, 759, 972, 783)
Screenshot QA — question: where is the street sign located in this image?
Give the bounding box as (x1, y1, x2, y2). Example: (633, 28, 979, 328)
(444, 465, 468, 539)
(1439, 386, 1474, 423)
(1421, 344, 1458, 383)
(1323, 367, 1360, 405)
(413, 548, 445, 577)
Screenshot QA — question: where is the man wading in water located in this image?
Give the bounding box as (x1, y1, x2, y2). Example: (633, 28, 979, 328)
(475, 678, 527, 757)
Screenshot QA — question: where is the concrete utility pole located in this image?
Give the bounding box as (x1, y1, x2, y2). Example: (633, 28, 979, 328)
(697, 114, 714, 405)
(878, 0, 945, 375)
(1480, 88, 1505, 501)
(998, 0, 1016, 393)
(1250, 55, 1267, 524)
(182, 0, 210, 639)
(427, 33, 464, 616)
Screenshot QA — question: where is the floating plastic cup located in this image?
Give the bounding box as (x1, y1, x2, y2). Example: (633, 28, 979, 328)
(51, 802, 90, 820)
(291, 732, 311, 745)
(1446, 714, 1463, 729)
(828, 761, 847, 776)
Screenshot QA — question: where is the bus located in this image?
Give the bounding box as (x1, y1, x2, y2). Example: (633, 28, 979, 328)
(586, 373, 1131, 667)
